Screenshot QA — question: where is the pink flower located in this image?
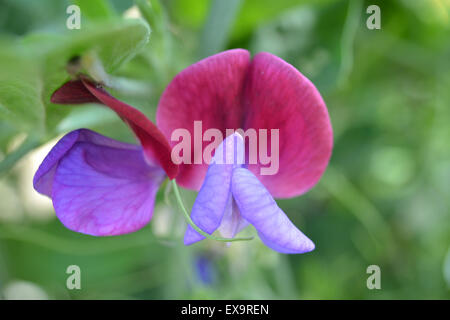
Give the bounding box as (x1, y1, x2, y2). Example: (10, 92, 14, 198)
(157, 49, 333, 253)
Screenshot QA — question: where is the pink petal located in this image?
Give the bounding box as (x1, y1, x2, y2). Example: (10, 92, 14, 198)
(50, 80, 100, 105)
(156, 50, 332, 197)
(156, 49, 251, 190)
(243, 52, 333, 198)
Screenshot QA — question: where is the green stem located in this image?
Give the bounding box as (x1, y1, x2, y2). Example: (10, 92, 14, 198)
(0, 135, 41, 177)
(338, 0, 362, 88)
(171, 179, 253, 243)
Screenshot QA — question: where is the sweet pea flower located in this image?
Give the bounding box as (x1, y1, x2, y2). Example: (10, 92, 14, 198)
(33, 77, 178, 236)
(33, 48, 332, 255)
(157, 49, 332, 198)
(156, 49, 333, 253)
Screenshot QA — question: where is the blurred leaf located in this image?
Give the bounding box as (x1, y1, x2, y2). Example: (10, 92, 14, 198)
(0, 0, 68, 35)
(0, 46, 45, 134)
(135, 0, 164, 35)
(74, 0, 116, 20)
(169, 0, 209, 29)
(1, 0, 450, 300)
(337, 0, 362, 87)
(110, 0, 135, 13)
(199, 0, 241, 58)
(400, 0, 450, 27)
(0, 135, 41, 176)
(250, 7, 317, 57)
(231, 0, 337, 42)
(23, 18, 151, 82)
(23, 18, 150, 130)
(444, 247, 450, 289)
(321, 166, 395, 257)
(0, 17, 150, 170)
(56, 106, 117, 133)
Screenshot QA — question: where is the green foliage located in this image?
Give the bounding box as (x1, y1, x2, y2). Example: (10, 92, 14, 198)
(0, 0, 449, 300)
(0, 45, 46, 134)
(0, 9, 150, 159)
(74, 0, 116, 20)
(198, 0, 241, 58)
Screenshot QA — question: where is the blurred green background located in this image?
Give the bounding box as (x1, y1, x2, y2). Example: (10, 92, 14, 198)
(0, 0, 449, 299)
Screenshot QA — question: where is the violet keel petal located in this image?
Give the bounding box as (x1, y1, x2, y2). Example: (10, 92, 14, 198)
(184, 133, 245, 245)
(231, 168, 315, 254)
(217, 197, 249, 239)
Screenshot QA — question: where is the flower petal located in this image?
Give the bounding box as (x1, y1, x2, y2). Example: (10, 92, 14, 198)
(243, 52, 333, 198)
(183, 157, 233, 245)
(217, 197, 249, 239)
(231, 167, 315, 254)
(34, 129, 137, 197)
(51, 78, 178, 179)
(157, 49, 251, 190)
(34, 129, 165, 236)
(184, 133, 244, 245)
(50, 79, 100, 105)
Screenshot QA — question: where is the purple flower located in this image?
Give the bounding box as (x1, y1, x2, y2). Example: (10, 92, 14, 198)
(184, 133, 315, 254)
(195, 255, 217, 285)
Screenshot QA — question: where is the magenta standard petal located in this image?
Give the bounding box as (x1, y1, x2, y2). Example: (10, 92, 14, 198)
(231, 168, 315, 254)
(184, 133, 244, 245)
(243, 52, 333, 198)
(157, 49, 251, 191)
(34, 129, 165, 236)
(157, 50, 332, 198)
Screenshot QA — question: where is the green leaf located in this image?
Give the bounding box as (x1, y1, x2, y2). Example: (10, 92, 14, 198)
(74, 0, 116, 21)
(199, 0, 241, 58)
(170, 0, 210, 29)
(231, 0, 337, 42)
(0, 17, 150, 164)
(0, 135, 41, 177)
(0, 45, 45, 134)
(24, 18, 151, 130)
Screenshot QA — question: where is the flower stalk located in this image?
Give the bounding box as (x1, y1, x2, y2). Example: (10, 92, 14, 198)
(171, 179, 254, 243)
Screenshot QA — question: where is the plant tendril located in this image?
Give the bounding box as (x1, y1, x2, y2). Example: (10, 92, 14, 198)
(171, 180, 254, 243)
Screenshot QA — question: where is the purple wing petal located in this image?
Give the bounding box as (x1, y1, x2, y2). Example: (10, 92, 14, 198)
(34, 129, 137, 197)
(34, 129, 165, 236)
(184, 133, 244, 245)
(231, 168, 315, 254)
